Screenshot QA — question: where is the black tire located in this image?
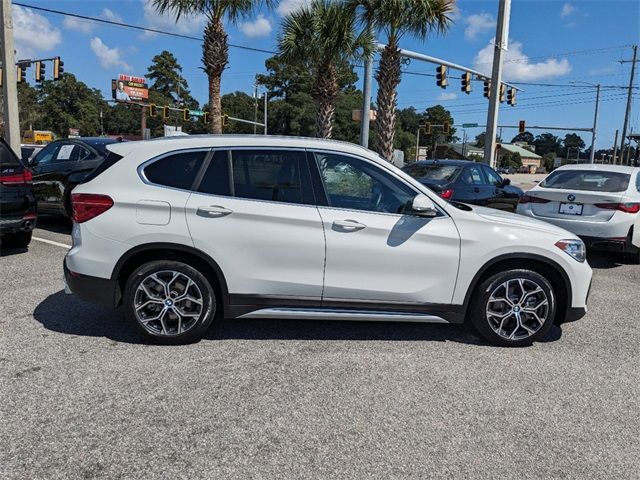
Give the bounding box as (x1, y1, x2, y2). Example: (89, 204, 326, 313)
(469, 269, 557, 347)
(123, 260, 216, 345)
(3, 231, 32, 248)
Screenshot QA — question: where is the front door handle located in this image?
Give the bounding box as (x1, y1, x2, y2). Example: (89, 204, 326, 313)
(197, 205, 233, 217)
(333, 219, 366, 231)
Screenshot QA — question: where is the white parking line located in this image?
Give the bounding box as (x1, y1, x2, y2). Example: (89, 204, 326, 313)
(32, 236, 71, 249)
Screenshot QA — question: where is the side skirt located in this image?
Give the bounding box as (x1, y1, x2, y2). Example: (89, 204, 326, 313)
(237, 308, 449, 323)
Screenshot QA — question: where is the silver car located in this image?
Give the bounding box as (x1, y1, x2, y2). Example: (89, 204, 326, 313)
(517, 164, 640, 263)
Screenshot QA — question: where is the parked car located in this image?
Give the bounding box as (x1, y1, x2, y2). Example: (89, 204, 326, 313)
(64, 136, 591, 347)
(29, 137, 121, 219)
(0, 138, 37, 248)
(402, 160, 524, 212)
(518, 164, 640, 263)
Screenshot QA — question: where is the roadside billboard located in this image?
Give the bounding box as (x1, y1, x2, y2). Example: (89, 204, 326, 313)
(112, 74, 148, 102)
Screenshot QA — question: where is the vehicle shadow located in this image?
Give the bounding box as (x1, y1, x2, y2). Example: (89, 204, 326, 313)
(34, 290, 563, 347)
(34, 215, 72, 234)
(587, 252, 626, 270)
(0, 244, 29, 257)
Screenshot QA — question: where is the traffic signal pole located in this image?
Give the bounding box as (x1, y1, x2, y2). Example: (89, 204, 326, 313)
(483, 0, 511, 169)
(619, 45, 637, 165)
(589, 84, 600, 164)
(1, 0, 21, 154)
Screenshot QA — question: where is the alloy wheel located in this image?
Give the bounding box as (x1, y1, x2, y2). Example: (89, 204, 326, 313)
(485, 278, 550, 341)
(133, 270, 204, 337)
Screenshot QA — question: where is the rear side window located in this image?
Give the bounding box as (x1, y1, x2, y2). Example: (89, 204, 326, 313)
(230, 149, 308, 204)
(82, 151, 124, 184)
(144, 150, 207, 190)
(197, 150, 231, 196)
(1, 140, 21, 167)
(540, 170, 630, 192)
(460, 165, 485, 185)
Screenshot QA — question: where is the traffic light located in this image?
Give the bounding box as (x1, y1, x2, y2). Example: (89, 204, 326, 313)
(519, 120, 525, 133)
(424, 122, 431, 134)
(17, 65, 26, 83)
(483, 80, 491, 98)
(507, 88, 516, 106)
(443, 121, 450, 134)
(436, 65, 448, 88)
(203, 112, 209, 124)
(499, 84, 506, 103)
(183, 108, 189, 121)
(149, 104, 157, 117)
(222, 114, 229, 127)
(53, 57, 64, 80)
(35, 61, 46, 82)
(461, 72, 472, 94)
(162, 106, 169, 119)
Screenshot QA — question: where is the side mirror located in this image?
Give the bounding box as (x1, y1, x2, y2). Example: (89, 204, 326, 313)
(411, 194, 438, 217)
(502, 177, 511, 186)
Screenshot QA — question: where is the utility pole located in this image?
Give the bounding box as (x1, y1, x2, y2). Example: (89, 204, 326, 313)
(619, 44, 637, 165)
(253, 81, 258, 135)
(263, 91, 267, 135)
(1, 0, 21, 155)
(483, 0, 511, 168)
(590, 84, 600, 164)
(141, 105, 147, 140)
(415, 127, 421, 161)
(359, 27, 374, 148)
(612, 129, 619, 164)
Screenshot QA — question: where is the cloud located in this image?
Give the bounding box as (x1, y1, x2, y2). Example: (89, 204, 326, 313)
(12, 5, 62, 59)
(90, 37, 130, 70)
(141, 0, 205, 38)
(464, 13, 495, 40)
(63, 16, 95, 34)
(277, 0, 312, 16)
(239, 15, 272, 38)
(473, 39, 572, 81)
(438, 92, 457, 101)
(560, 3, 576, 17)
(101, 8, 123, 23)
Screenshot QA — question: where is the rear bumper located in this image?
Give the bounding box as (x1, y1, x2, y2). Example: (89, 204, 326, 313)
(63, 259, 119, 307)
(581, 232, 638, 254)
(0, 215, 36, 235)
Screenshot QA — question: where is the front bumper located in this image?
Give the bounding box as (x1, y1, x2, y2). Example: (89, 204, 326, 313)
(63, 259, 119, 307)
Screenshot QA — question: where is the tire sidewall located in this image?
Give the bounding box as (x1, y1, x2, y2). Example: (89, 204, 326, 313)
(123, 260, 216, 344)
(471, 269, 557, 347)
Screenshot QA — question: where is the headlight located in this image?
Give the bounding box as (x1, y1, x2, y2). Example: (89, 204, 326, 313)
(555, 239, 586, 263)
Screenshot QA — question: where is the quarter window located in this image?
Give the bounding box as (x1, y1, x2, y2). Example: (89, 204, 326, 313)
(144, 150, 207, 190)
(313, 152, 415, 214)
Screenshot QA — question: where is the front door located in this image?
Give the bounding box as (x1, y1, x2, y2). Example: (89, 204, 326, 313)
(310, 150, 460, 307)
(185, 148, 326, 302)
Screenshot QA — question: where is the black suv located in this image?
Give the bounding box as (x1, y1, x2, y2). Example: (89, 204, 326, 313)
(0, 138, 37, 248)
(403, 160, 524, 212)
(29, 137, 120, 219)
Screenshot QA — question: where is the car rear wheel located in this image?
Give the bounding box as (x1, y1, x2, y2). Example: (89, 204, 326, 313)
(123, 260, 216, 344)
(470, 269, 557, 347)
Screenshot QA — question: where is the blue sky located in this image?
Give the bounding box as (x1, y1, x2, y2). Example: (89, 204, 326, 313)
(11, 0, 640, 151)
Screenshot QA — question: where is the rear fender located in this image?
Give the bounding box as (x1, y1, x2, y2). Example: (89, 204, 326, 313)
(633, 217, 640, 248)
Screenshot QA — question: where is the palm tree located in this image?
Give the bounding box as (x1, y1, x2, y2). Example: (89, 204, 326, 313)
(278, 0, 372, 138)
(152, 0, 273, 134)
(355, 0, 454, 159)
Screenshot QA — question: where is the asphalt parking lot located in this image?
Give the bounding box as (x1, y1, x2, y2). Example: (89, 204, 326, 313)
(1, 217, 639, 479)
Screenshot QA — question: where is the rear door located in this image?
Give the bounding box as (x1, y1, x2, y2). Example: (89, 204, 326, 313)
(1, 139, 33, 220)
(185, 148, 325, 301)
(481, 165, 517, 211)
(529, 169, 631, 222)
(31, 142, 70, 214)
(455, 164, 493, 206)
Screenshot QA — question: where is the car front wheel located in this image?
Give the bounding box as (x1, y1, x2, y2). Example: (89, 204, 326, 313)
(123, 260, 216, 344)
(470, 269, 557, 347)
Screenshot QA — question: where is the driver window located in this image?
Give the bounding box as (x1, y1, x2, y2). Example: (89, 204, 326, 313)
(313, 152, 415, 214)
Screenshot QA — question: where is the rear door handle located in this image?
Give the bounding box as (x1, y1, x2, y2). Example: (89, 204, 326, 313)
(333, 219, 366, 231)
(197, 205, 233, 217)
(473, 187, 480, 193)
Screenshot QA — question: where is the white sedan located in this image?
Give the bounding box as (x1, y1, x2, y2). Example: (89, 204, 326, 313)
(517, 164, 640, 263)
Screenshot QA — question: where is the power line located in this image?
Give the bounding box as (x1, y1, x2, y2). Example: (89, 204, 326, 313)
(13, 2, 277, 55)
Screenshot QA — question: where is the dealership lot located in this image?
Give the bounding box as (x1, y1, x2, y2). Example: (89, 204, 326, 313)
(1, 219, 639, 479)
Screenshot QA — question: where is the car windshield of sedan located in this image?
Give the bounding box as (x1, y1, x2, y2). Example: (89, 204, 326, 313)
(405, 164, 461, 183)
(539, 170, 630, 192)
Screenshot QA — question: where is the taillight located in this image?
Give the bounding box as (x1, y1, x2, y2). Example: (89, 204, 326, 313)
(71, 193, 114, 223)
(519, 194, 550, 204)
(0, 169, 32, 185)
(594, 202, 640, 214)
(439, 189, 454, 200)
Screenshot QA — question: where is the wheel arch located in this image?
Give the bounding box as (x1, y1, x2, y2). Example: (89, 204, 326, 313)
(111, 243, 230, 312)
(462, 253, 572, 324)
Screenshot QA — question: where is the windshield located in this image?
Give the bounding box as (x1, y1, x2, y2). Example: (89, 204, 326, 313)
(405, 164, 461, 183)
(540, 170, 630, 192)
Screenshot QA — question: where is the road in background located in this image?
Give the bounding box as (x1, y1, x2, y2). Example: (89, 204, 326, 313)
(1, 219, 639, 479)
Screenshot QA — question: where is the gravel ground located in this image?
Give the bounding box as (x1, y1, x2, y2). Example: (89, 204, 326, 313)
(1, 218, 638, 479)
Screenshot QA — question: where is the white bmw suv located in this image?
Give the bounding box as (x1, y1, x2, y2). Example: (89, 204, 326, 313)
(64, 136, 592, 347)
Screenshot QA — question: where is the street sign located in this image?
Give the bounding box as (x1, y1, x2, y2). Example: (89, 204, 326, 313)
(189, 110, 205, 117)
(462, 123, 478, 128)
